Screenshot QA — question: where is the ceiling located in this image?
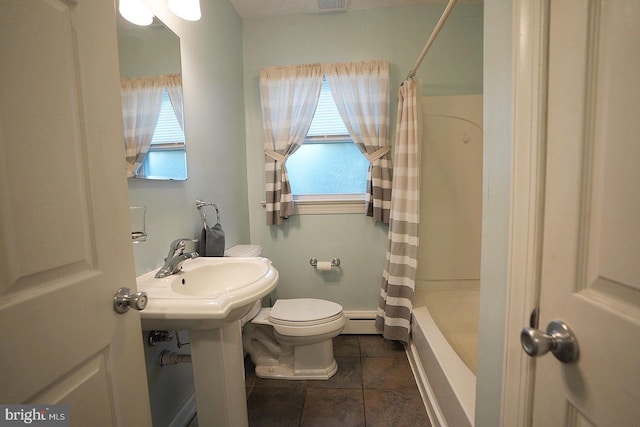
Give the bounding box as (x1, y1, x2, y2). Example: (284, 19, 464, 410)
(229, 0, 479, 19)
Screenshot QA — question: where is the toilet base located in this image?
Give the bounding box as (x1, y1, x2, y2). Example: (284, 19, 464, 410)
(243, 323, 341, 380)
(254, 357, 338, 380)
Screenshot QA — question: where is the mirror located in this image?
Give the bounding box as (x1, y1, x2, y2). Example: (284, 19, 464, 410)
(117, 16, 188, 180)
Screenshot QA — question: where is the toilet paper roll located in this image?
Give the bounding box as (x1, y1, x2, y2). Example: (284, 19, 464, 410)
(316, 261, 333, 272)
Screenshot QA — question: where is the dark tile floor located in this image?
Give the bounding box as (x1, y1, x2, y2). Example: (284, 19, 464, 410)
(244, 334, 431, 427)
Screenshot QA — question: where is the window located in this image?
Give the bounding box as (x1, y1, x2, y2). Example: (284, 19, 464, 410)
(137, 89, 187, 180)
(260, 61, 391, 224)
(286, 79, 369, 200)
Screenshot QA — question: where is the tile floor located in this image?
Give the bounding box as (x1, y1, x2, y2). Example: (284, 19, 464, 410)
(243, 334, 431, 427)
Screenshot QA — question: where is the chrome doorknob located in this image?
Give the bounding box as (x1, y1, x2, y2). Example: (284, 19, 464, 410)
(520, 320, 579, 363)
(114, 287, 148, 314)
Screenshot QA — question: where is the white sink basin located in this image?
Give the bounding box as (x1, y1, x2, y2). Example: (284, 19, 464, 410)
(136, 257, 278, 330)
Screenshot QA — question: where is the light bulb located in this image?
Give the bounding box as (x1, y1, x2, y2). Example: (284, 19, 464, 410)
(119, 0, 154, 26)
(168, 0, 201, 21)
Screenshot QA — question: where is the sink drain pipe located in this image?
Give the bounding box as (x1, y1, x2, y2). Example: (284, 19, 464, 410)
(159, 350, 192, 366)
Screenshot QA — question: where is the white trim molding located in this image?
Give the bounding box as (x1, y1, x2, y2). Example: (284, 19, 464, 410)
(500, 0, 549, 425)
(260, 195, 366, 215)
(293, 197, 365, 215)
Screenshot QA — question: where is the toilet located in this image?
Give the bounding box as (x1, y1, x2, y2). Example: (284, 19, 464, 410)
(225, 245, 346, 380)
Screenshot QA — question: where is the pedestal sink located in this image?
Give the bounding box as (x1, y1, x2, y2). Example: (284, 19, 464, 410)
(136, 257, 279, 427)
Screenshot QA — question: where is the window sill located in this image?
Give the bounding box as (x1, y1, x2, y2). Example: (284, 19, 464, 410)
(261, 195, 366, 215)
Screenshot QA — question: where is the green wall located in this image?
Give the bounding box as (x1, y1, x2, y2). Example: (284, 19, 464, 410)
(127, 0, 248, 277)
(124, 0, 246, 425)
(242, 4, 483, 311)
(118, 23, 181, 78)
(476, 0, 511, 425)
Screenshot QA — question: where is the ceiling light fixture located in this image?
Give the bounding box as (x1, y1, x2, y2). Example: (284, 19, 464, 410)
(168, 0, 202, 21)
(119, 0, 201, 26)
(119, 0, 154, 26)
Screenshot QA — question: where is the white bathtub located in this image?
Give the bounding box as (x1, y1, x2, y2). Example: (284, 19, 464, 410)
(407, 283, 479, 427)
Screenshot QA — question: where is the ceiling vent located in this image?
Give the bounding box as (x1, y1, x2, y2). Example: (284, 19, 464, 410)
(317, 0, 347, 13)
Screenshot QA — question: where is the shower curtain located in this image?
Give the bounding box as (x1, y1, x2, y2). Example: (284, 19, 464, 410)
(375, 78, 421, 343)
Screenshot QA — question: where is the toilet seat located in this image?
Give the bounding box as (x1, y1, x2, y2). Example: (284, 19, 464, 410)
(271, 314, 346, 338)
(269, 298, 343, 326)
(269, 312, 344, 327)
(250, 298, 346, 338)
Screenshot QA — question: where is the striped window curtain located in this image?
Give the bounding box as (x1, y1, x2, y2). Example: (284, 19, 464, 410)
(165, 74, 184, 131)
(375, 78, 421, 343)
(259, 64, 323, 225)
(323, 60, 392, 223)
(121, 76, 165, 178)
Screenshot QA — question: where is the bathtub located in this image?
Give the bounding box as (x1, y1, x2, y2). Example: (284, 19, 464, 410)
(407, 282, 479, 427)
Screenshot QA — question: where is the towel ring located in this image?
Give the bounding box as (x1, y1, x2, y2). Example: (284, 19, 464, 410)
(195, 199, 220, 229)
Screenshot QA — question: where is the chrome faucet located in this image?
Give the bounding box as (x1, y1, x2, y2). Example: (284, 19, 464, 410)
(155, 238, 200, 278)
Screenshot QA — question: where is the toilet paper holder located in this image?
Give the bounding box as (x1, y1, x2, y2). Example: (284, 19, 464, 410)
(309, 258, 341, 268)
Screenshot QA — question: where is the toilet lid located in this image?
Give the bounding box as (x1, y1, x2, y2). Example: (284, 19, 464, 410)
(269, 298, 343, 325)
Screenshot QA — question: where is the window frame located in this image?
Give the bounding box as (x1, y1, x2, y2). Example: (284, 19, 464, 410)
(284, 79, 368, 214)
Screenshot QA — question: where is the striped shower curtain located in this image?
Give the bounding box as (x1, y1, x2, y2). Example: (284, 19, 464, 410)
(375, 78, 421, 343)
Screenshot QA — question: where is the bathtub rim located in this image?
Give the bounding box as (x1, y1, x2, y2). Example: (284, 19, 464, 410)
(409, 305, 476, 426)
(406, 337, 447, 427)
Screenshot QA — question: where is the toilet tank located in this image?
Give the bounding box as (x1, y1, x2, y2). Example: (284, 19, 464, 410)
(224, 244, 263, 257)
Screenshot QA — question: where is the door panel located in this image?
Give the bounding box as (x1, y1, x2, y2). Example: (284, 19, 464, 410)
(0, 0, 151, 424)
(533, 1, 640, 425)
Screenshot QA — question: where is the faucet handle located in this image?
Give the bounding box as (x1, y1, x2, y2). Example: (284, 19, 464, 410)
(167, 251, 199, 276)
(167, 238, 197, 259)
(169, 237, 193, 247)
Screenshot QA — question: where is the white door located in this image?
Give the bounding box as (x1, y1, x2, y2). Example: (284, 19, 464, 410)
(531, 1, 640, 425)
(0, 1, 152, 425)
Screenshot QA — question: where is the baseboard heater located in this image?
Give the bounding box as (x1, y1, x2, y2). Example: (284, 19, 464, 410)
(342, 310, 379, 334)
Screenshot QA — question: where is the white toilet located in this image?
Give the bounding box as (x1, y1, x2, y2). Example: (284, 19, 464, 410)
(225, 245, 346, 380)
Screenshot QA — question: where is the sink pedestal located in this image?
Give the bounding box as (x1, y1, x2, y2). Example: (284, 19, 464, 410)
(136, 257, 280, 426)
(190, 322, 248, 427)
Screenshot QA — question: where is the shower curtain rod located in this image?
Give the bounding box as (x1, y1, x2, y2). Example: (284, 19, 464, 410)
(406, 0, 459, 80)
